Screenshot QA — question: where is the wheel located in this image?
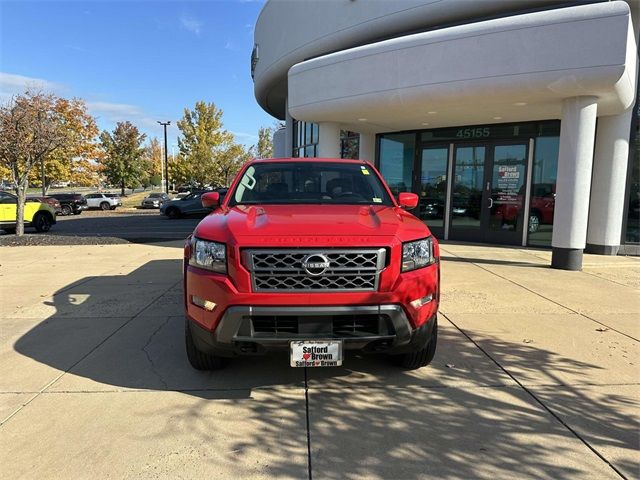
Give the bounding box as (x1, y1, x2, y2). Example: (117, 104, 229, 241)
(61, 205, 72, 216)
(185, 319, 225, 370)
(73, 210, 82, 215)
(33, 213, 52, 232)
(100, 202, 110, 211)
(528, 214, 540, 233)
(394, 318, 438, 369)
(110, 206, 117, 210)
(166, 207, 181, 219)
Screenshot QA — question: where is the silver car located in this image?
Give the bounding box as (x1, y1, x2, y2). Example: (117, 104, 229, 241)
(85, 193, 120, 211)
(141, 192, 170, 209)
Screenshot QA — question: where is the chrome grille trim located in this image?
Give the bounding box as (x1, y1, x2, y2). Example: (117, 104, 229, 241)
(243, 248, 386, 292)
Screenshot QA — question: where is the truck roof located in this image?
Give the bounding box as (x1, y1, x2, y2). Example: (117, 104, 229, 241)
(248, 157, 371, 165)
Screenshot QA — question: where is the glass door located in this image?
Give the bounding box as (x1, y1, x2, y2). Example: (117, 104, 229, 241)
(448, 142, 528, 244)
(449, 145, 486, 241)
(485, 143, 528, 244)
(418, 146, 449, 237)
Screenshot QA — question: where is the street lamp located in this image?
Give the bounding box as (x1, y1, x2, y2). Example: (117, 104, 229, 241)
(157, 121, 171, 194)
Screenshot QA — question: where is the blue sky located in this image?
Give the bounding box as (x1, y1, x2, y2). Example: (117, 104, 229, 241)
(0, 0, 275, 150)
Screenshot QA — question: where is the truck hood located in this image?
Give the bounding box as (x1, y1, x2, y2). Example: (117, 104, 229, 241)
(193, 204, 430, 242)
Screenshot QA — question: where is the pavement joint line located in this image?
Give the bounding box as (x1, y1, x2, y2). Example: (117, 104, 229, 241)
(0, 278, 182, 428)
(442, 251, 640, 343)
(441, 312, 629, 480)
(580, 269, 639, 289)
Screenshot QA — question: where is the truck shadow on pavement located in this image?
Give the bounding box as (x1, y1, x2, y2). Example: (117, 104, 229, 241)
(12, 259, 637, 478)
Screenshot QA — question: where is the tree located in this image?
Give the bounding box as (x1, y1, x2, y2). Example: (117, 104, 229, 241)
(28, 97, 100, 192)
(254, 126, 274, 159)
(0, 90, 66, 235)
(99, 122, 146, 195)
(142, 137, 163, 189)
(216, 143, 252, 186)
(177, 101, 237, 186)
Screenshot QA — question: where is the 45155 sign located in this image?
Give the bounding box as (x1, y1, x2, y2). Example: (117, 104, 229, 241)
(456, 127, 491, 139)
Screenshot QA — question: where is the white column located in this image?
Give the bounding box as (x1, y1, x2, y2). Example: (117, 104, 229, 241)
(272, 128, 286, 158)
(284, 98, 293, 157)
(586, 110, 633, 255)
(317, 122, 341, 158)
(551, 96, 598, 271)
(358, 132, 376, 162)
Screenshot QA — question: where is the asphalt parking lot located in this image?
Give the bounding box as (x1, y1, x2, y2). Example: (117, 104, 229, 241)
(1, 226, 638, 479)
(0, 209, 201, 245)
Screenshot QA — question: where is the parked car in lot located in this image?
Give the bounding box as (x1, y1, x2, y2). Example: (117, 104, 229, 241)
(103, 193, 123, 206)
(50, 193, 88, 216)
(161, 189, 227, 219)
(183, 158, 439, 371)
(27, 196, 62, 215)
(83, 193, 120, 211)
(0, 191, 56, 233)
(141, 192, 170, 209)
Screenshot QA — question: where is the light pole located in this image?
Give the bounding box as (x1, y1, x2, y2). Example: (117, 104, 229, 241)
(157, 121, 171, 194)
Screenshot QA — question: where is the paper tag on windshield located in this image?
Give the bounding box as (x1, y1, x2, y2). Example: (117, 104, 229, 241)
(372, 197, 382, 203)
(361, 169, 370, 175)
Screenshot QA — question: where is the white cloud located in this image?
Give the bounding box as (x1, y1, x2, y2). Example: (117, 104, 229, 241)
(180, 14, 203, 35)
(86, 101, 165, 135)
(231, 131, 258, 146)
(0, 72, 63, 97)
(86, 101, 144, 119)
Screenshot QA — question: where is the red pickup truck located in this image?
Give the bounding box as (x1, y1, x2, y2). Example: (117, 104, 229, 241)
(183, 158, 440, 370)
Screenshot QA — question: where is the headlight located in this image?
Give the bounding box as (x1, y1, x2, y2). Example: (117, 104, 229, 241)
(402, 237, 435, 272)
(189, 237, 227, 273)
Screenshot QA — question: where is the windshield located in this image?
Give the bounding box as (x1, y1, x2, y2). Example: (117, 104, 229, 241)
(229, 162, 393, 206)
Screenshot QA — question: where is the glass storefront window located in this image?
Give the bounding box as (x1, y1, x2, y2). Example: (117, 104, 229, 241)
(419, 147, 448, 229)
(340, 130, 359, 159)
(379, 134, 415, 197)
(624, 107, 639, 243)
(293, 120, 318, 158)
(528, 137, 559, 247)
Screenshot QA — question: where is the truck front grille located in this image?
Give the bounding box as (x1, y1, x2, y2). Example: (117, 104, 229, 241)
(243, 248, 386, 292)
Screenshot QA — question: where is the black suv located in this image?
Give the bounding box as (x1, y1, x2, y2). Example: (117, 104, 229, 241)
(51, 193, 88, 216)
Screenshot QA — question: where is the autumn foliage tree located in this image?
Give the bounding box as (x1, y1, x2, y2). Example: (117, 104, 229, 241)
(27, 97, 101, 191)
(254, 126, 274, 159)
(99, 121, 147, 195)
(176, 101, 247, 187)
(144, 138, 164, 188)
(0, 90, 67, 235)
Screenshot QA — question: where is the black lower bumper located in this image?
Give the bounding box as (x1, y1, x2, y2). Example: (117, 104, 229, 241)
(188, 305, 437, 358)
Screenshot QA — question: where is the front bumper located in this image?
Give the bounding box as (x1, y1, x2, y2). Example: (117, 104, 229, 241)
(187, 305, 436, 357)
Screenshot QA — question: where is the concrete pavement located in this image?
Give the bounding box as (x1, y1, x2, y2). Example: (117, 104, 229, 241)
(0, 242, 638, 479)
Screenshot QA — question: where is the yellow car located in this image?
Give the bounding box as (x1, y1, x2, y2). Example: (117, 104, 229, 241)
(0, 191, 57, 233)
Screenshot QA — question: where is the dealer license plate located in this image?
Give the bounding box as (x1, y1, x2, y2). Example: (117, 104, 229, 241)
(290, 340, 343, 367)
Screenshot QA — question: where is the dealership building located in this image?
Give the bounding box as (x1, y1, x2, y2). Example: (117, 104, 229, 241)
(252, 0, 640, 270)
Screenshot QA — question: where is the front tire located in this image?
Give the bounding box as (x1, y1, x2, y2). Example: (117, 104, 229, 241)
(185, 320, 225, 370)
(394, 318, 438, 369)
(61, 205, 72, 216)
(33, 213, 52, 232)
(100, 202, 110, 211)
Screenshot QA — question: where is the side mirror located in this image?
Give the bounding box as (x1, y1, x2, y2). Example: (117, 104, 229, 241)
(398, 192, 418, 209)
(201, 192, 220, 209)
